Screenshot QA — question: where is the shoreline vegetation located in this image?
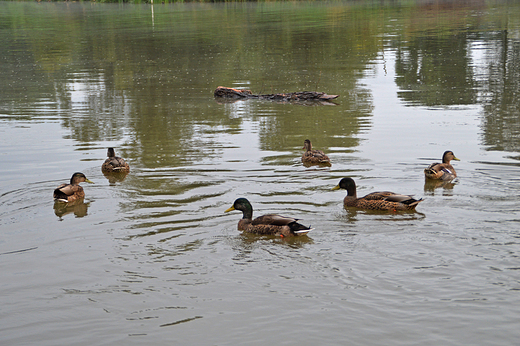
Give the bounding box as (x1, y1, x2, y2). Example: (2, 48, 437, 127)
(13, 0, 460, 3)
(28, 0, 344, 3)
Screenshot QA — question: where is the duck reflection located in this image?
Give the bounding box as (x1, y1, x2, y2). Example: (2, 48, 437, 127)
(342, 207, 360, 223)
(53, 199, 89, 219)
(251, 233, 314, 246)
(302, 161, 332, 168)
(102, 171, 129, 185)
(231, 232, 314, 255)
(342, 206, 425, 221)
(424, 178, 456, 196)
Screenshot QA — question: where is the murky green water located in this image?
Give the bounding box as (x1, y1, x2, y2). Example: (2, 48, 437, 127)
(1, 1, 520, 344)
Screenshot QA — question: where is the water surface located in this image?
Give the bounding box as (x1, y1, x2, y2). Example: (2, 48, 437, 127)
(1, 1, 520, 345)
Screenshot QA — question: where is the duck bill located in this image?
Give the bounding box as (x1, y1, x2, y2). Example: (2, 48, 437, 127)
(331, 185, 340, 191)
(224, 206, 235, 213)
(85, 179, 94, 184)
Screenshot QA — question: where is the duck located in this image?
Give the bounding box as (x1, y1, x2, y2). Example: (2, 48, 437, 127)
(302, 139, 331, 166)
(332, 177, 423, 211)
(225, 198, 313, 237)
(53, 172, 94, 203)
(424, 151, 460, 180)
(101, 148, 130, 173)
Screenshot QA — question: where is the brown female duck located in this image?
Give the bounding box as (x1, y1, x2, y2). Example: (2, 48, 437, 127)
(101, 148, 130, 173)
(424, 151, 460, 180)
(302, 139, 331, 166)
(53, 172, 93, 203)
(225, 198, 313, 237)
(332, 177, 423, 211)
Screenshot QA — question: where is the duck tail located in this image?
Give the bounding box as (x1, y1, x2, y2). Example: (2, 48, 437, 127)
(289, 221, 313, 235)
(407, 198, 423, 209)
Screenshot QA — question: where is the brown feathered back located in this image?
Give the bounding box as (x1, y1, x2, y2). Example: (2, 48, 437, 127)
(333, 178, 423, 211)
(53, 172, 92, 203)
(102, 148, 130, 173)
(302, 139, 331, 166)
(225, 198, 313, 237)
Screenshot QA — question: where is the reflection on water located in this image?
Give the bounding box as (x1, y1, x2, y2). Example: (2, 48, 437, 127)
(53, 200, 89, 219)
(423, 178, 457, 195)
(2, 2, 517, 160)
(237, 232, 315, 247)
(102, 171, 129, 185)
(340, 203, 427, 218)
(1, 1, 520, 345)
(478, 28, 520, 153)
(395, 32, 478, 107)
(214, 95, 340, 107)
(302, 161, 333, 168)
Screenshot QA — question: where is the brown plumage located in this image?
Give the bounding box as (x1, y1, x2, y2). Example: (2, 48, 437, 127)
(101, 148, 130, 173)
(225, 198, 313, 237)
(424, 151, 460, 180)
(332, 177, 423, 211)
(302, 139, 331, 166)
(53, 172, 93, 203)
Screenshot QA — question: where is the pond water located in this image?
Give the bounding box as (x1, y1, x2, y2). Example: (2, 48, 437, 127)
(1, 1, 520, 344)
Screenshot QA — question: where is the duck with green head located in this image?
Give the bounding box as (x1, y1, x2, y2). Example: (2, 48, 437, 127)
(53, 172, 94, 203)
(424, 151, 460, 180)
(332, 177, 423, 211)
(225, 198, 313, 237)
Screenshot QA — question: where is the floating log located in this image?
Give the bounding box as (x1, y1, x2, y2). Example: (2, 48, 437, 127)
(214, 86, 254, 98)
(214, 86, 339, 104)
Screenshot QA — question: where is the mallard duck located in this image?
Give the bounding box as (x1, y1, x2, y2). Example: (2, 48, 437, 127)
(53, 172, 94, 203)
(225, 198, 313, 237)
(424, 151, 460, 180)
(302, 139, 331, 166)
(332, 177, 423, 211)
(101, 148, 130, 173)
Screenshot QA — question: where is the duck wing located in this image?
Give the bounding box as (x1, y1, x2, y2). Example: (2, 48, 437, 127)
(362, 191, 420, 205)
(103, 157, 129, 171)
(247, 218, 313, 236)
(426, 162, 442, 172)
(425, 162, 456, 180)
(54, 184, 82, 197)
(383, 193, 418, 204)
(251, 214, 299, 226)
(361, 191, 396, 200)
(303, 150, 330, 162)
(54, 184, 84, 201)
